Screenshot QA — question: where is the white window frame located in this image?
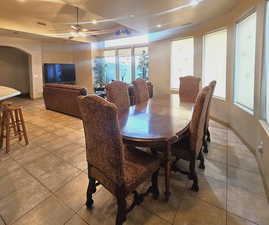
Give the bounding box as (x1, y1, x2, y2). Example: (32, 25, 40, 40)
(233, 11, 257, 113)
(262, 2, 269, 124)
(202, 28, 228, 100)
(170, 37, 194, 91)
(103, 45, 149, 83)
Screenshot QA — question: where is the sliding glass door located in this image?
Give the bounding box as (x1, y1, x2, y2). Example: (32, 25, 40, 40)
(118, 49, 132, 84)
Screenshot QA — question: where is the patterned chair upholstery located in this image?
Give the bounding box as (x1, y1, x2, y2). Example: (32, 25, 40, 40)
(203, 81, 217, 153)
(128, 81, 153, 105)
(132, 78, 150, 104)
(78, 95, 160, 225)
(171, 85, 212, 192)
(106, 81, 130, 111)
(179, 76, 201, 103)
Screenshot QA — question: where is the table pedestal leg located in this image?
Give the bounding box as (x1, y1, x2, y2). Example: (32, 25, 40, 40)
(164, 143, 171, 201)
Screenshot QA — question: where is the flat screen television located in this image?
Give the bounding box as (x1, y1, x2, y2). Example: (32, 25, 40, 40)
(43, 63, 76, 84)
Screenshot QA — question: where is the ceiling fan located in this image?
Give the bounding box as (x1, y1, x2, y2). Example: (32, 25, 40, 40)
(70, 7, 92, 33)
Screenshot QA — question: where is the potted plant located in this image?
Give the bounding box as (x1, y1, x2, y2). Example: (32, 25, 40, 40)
(93, 58, 107, 91)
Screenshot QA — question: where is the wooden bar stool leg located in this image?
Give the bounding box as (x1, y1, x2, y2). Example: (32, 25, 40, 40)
(14, 109, 22, 141)
(5, 111, 11, 153)
(10, 111, 17, 136)
(0, 110, 6, 149)
(18, 108, 29, 145)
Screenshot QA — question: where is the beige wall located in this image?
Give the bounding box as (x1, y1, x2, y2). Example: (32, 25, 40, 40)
(0, 36, 42, 99)
(0, 46, 30, 94)
(149, 0, 269, 194)
(73, 43, 93, 93)
(0, 36, 93, 98)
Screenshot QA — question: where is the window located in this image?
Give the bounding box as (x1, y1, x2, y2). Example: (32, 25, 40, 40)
(118, 49, 132, 83)
(105, 35, 148, 48)
(93, 46, 149, 87)
(171, 37, 194, 90)
(135, 47, 149, 80)
(263, 3, 269, 123)
(104, 50, 116, 82)
(234, 13, 257, 111)
(203, 29, 227, 99)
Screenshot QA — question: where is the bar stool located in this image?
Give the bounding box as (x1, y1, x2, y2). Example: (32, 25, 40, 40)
(0, 104, 29, 153)
(0, 101, 16, 134)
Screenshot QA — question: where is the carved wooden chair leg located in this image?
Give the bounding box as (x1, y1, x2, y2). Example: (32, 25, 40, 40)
(151, 169, 160, 199)
(116, 194, 127, 225)
(86, 177, 96, 209)
(189, 157, 199, 192)
(198, 151, 205, 170)
(206, 128, 211, 142)
(203, 137, 208, 153)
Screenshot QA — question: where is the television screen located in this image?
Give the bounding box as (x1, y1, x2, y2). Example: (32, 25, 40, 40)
(43, 64, 76, 84)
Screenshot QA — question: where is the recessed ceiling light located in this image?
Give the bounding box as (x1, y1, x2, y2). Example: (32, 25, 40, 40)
(129, 14, 135, 18)
(81, 28, 88, 32)
(156, 24, 162, 28)
(190, 0, 199, 7)
(17, 0, 26, 2)
(92, 19, 97, 25)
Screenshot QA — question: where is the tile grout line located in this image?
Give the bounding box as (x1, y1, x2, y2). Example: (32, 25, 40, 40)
(0, 214, 7, 225)
(7, 155, 83, 224)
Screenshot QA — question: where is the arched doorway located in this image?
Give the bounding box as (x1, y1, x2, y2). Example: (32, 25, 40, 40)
(0, 46, 31, 97)
(0, 38, 43, 99)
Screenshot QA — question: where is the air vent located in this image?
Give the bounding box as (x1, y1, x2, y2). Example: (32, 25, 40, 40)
(182, 23, 193, 26)
(37, 22, 47, 26)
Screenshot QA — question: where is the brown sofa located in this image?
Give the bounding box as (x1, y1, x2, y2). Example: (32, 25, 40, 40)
(43, 84, 87, 118)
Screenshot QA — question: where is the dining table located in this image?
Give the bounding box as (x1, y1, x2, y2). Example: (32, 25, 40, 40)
(118, 94, 194, 200)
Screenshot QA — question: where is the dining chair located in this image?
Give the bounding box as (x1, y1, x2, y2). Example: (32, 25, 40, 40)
(78, 95, 160, 225)
(171, 85, 212, 192)
(106, 81, 130, 110)
(203, 80, 217, 153)
(179, 76, 201, 103)
(132, 78, 150, 104)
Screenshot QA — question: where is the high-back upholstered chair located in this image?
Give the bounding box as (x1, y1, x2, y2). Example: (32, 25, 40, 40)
(171, 86, 211, 192)
(128, 81, 153, 105)
(132, 78, 150, 104)
(179, 76, 201, 103)
(106, 81, 130, 111)
(78, 95, 160, 225)
(203, 81, 217, 153)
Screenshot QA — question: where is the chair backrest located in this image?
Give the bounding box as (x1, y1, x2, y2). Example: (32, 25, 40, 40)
(132, 78, 150, 104)
(179, 76, 201, 103)
(106, 81, 130, 110)
(205, 81, 217, 131)
(78, 95, 124, 185)
(189, 86, 211, 153)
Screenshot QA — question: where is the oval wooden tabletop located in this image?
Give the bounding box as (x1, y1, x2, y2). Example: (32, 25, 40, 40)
(118, 94, 194, 142)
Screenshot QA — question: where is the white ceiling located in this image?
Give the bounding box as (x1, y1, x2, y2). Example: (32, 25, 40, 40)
(0, 0, 251, 41)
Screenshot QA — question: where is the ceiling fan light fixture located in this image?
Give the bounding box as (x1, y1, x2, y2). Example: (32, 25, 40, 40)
(92, 19, 97, 25)
(71, 25, 79, 30)
(81, 28, 88, 32)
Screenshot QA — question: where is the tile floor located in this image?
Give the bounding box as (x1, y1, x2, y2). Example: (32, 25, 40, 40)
(0, 97, 268, 225)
